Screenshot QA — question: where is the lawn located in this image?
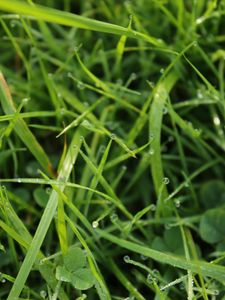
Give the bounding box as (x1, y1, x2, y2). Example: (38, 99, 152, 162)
(0, 0, 225, 299)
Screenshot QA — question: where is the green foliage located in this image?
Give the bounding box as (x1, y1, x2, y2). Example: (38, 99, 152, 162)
(0, 0, 225, 299)
(56, 247, 95, 290)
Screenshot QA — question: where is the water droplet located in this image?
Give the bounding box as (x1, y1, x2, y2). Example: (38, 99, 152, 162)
(77, 81, 85, 90)
(193, 41, 198, 47)
(164, 223, 171, 230)
(122, 165, 127, 171)
(123, 255, 130, 263)
(147, 274, 154, 284)
(60, 108, 65, 115)
(45, 187, 52, 195)
(175, 199, 180, 208)
(1, 278, 6, 283)
(1, 185, 6, 191)
(162, 177, 169, 185)
(110, 213, 118, 223)
(81, 120, 92, 129)
(160, 68, 165, 74)
(22, 98, 30, 104)
(197, 90, 203, 99)
(40, 290, 47, 298)
(148, 81, 155, 89)
(57, 92, 62, 99)
(150, 204, 156, 211)
(152, 269, 159, 276)
(17, 178, 21, 183)
(130, 73, 137, 80)
(110, 133, 117, 140)
(148, 148, 155, 155)
(92, 221, 99, 229)
(162, 107, 168, 115)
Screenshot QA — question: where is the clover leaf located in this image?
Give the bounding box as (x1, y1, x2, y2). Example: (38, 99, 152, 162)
(200, 206, 225, 244)
(55, 247, 95, 290)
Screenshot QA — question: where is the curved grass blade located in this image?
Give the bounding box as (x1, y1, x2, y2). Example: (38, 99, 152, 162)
(0, 0, 163, 46)
(6, 132, 82, 300)
(0, 72, 54, 176)
(97, 229, 225, 282)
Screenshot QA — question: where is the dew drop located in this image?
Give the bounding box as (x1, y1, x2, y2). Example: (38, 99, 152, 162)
(148, 81, 155, 89)
(45, 187, 52, 195)
(110, 133, 117, 140)
(147, 274, 153, 284)
(162, 177, 169, 185)
(148, 148, 155, 155)
(193, 41, 198, 47)
(162, 107, 168, 115)
(164, 223, 171, 230)
(123, 255, 130, 263)
(40, 290, 47, 298)
(175, 199, 180, 208)
(130, 73, 137, 80)
(1, 278, 6, 283)
(22, 98, 30, 104)
(77, 81, 85, 90)
(82, 120, 92, 129)
(150, 204, 156, 211)
(92, 221, 99, 229)
(17, 178, 21, 183)
(160, 68, 165, 74)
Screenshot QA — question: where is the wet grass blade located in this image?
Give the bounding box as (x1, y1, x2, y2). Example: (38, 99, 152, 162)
(0, 72, 54, 176)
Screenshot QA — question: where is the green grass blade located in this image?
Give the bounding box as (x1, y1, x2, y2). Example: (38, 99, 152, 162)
(0, 72, 54, 176)
(0, 0, 163, 46)
(97, 229, 225, 282)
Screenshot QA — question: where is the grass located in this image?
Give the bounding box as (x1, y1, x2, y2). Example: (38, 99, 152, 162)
(0, 0, 225, 299)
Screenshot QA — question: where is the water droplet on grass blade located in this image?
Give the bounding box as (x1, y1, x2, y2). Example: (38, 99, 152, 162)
(148, 148, 155, 155)
(162, 177, 169, 184)
(110, 133, 117, 140)
(40, 290, 47, 298)
(123, 255, 130, 263)
(92, 221, 99, 229)
(77, 81, 85, 90)
(175, 199, 180, 208)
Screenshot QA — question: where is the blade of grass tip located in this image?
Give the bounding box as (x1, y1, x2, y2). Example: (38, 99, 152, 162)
(97, 230, 225, 282)
(0, 0, 163, 46)
(79, 148, 133, 219)
(65, 215, 111, 300)
(0, 72, 54, 177)
(6, 132, 82, 300)
(73, 54, 141, 114)
(149, 71, 179, 217)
